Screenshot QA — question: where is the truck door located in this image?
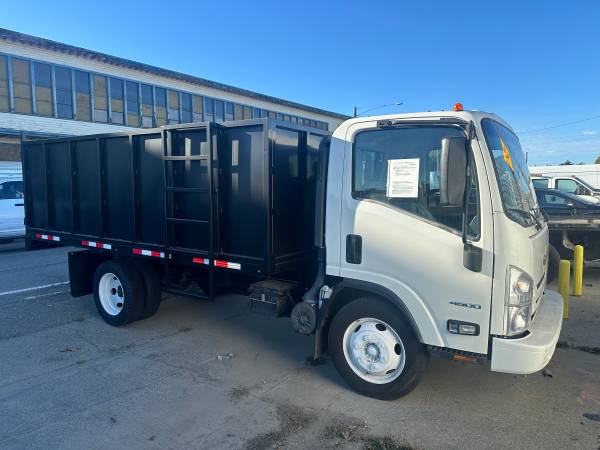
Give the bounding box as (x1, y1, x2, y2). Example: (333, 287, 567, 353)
(338, 122, 494, 354)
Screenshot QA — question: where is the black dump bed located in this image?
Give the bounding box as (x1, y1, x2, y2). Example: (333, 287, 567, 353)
(22, 119, 329, 282)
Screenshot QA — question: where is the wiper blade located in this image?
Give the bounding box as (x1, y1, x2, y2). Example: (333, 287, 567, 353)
(506, 208, 543, 230)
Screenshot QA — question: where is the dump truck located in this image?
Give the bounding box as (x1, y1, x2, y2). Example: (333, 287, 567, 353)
(22, 108, 563, 400)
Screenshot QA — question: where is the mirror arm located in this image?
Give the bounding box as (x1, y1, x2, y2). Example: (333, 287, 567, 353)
(461, 122, 475, 245)
(462, 122, 482, 272)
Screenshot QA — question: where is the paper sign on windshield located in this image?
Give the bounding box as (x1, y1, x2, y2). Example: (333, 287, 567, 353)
(386, 158, 420, 198)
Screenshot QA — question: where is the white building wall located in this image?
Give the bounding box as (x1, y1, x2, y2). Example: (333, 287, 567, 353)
(0, 111, 134, 136)
(0, 40, 344, 131)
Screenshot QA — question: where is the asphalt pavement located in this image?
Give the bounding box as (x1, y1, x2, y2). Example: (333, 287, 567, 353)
(0, 240, 598, 449)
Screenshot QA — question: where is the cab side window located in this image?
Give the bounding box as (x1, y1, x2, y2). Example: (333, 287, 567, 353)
(0, 181, 23, 199)
(556, 179, 578, 194)
(353, 126, 479, 237)
(532, 178, 549, 189)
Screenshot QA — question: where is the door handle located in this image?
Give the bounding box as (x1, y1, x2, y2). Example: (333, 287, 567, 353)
(15, 203, 24, 206)
(346, 234, 362, 264)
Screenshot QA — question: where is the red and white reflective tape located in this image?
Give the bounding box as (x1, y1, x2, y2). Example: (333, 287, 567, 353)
(81, 240, 112, 250)
(35, 233, 60, 242)
(132, 248, 165, 259)
(192, 257, 241, 270)
(215, 260, 241, 270)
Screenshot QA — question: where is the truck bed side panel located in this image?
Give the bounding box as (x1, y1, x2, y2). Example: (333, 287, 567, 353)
(138, 133, 165, 245)
(74, 139, 101, 237)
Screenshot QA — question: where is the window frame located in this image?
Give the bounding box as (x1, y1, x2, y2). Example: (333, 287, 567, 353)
(74, 69, 92, 121)
(11, 58, 33, 114)
(54, 66, 73, 119)
(33, 61, 53, 117)
(350, 122, 480, 240)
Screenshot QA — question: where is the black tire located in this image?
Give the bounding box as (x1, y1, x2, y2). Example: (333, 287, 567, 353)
(130, 259, 162, 320)
(547, 245, 560, 283)
(328, 297, 429, 400)
(93, 259, 145, 326)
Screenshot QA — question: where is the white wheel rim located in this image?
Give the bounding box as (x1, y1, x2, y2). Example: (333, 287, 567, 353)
(342, 317, 406, 384)
(98, 272, 124, 316)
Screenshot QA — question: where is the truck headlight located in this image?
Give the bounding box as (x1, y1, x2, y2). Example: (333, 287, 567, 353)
(505, 266, 533, 336)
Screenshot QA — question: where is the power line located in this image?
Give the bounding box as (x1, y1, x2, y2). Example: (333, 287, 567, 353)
(518, 114, 600, 134)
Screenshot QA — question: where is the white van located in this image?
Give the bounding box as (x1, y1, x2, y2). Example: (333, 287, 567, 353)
(0, 177, 24, 241)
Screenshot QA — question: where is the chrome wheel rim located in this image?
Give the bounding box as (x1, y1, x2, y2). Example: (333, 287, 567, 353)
(98, 272, 124, 316)
(342, 317, 406, 384)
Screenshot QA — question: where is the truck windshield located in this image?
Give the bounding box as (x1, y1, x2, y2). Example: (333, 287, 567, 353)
(481, 119, 540, 227)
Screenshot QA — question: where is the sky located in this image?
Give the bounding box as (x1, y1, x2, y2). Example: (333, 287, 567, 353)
(1, 0, 600, 165)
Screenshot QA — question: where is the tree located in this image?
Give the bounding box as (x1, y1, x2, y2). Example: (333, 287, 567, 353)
(595, 156, 600, 164)
(560, 160, 574, 165)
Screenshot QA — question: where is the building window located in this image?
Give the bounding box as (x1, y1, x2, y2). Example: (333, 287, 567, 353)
(283, 114, 291, 122)
(11, 59, 32, 114)
(125, 81, 140, 127)
(74, 70, 91, 121)
(234, 103, 243, 120)
(141, 84, 153, 127)
(55, 66, 73, 119)
(0, 56, 8, 112)
(252, 107, 261, 119)
(167, 90, 179, 124)
(268, 111, 276, 120)
(204, 97, 214, 122)
(225, 102, 234, 121)
(33, 62, 53, 117)
(109, 78, 124, 124)
(192, 95, 203, 121)
(155, 87, 167, 126)
(181, 92, 191, 123)
(93, 74, 108, 123)
(260, 109, 269, 118)
(214, 100, 224, 122)
(243, 106, 252, 120)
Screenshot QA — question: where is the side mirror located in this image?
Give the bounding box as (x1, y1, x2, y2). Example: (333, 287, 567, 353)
(439, 136, 467, 207)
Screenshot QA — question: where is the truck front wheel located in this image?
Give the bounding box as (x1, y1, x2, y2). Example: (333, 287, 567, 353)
(328, 297, 428, 400)
(93, 260, 145, 326)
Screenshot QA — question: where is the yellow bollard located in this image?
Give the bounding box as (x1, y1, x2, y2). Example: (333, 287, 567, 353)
(572, 245, 584, 296)
(558, 259, 570, 320)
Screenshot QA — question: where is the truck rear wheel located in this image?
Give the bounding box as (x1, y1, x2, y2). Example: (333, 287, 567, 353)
(328, 297, 428, 400)
(93, 260, 145, 326)
(130, 259, 162, 320)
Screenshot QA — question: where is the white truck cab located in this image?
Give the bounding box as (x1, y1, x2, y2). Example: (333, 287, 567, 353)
(317, 109, 563, 399)
(531, 175, 600, 204)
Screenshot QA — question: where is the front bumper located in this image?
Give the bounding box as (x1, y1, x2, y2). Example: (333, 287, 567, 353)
(491, 289, 563, 374)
